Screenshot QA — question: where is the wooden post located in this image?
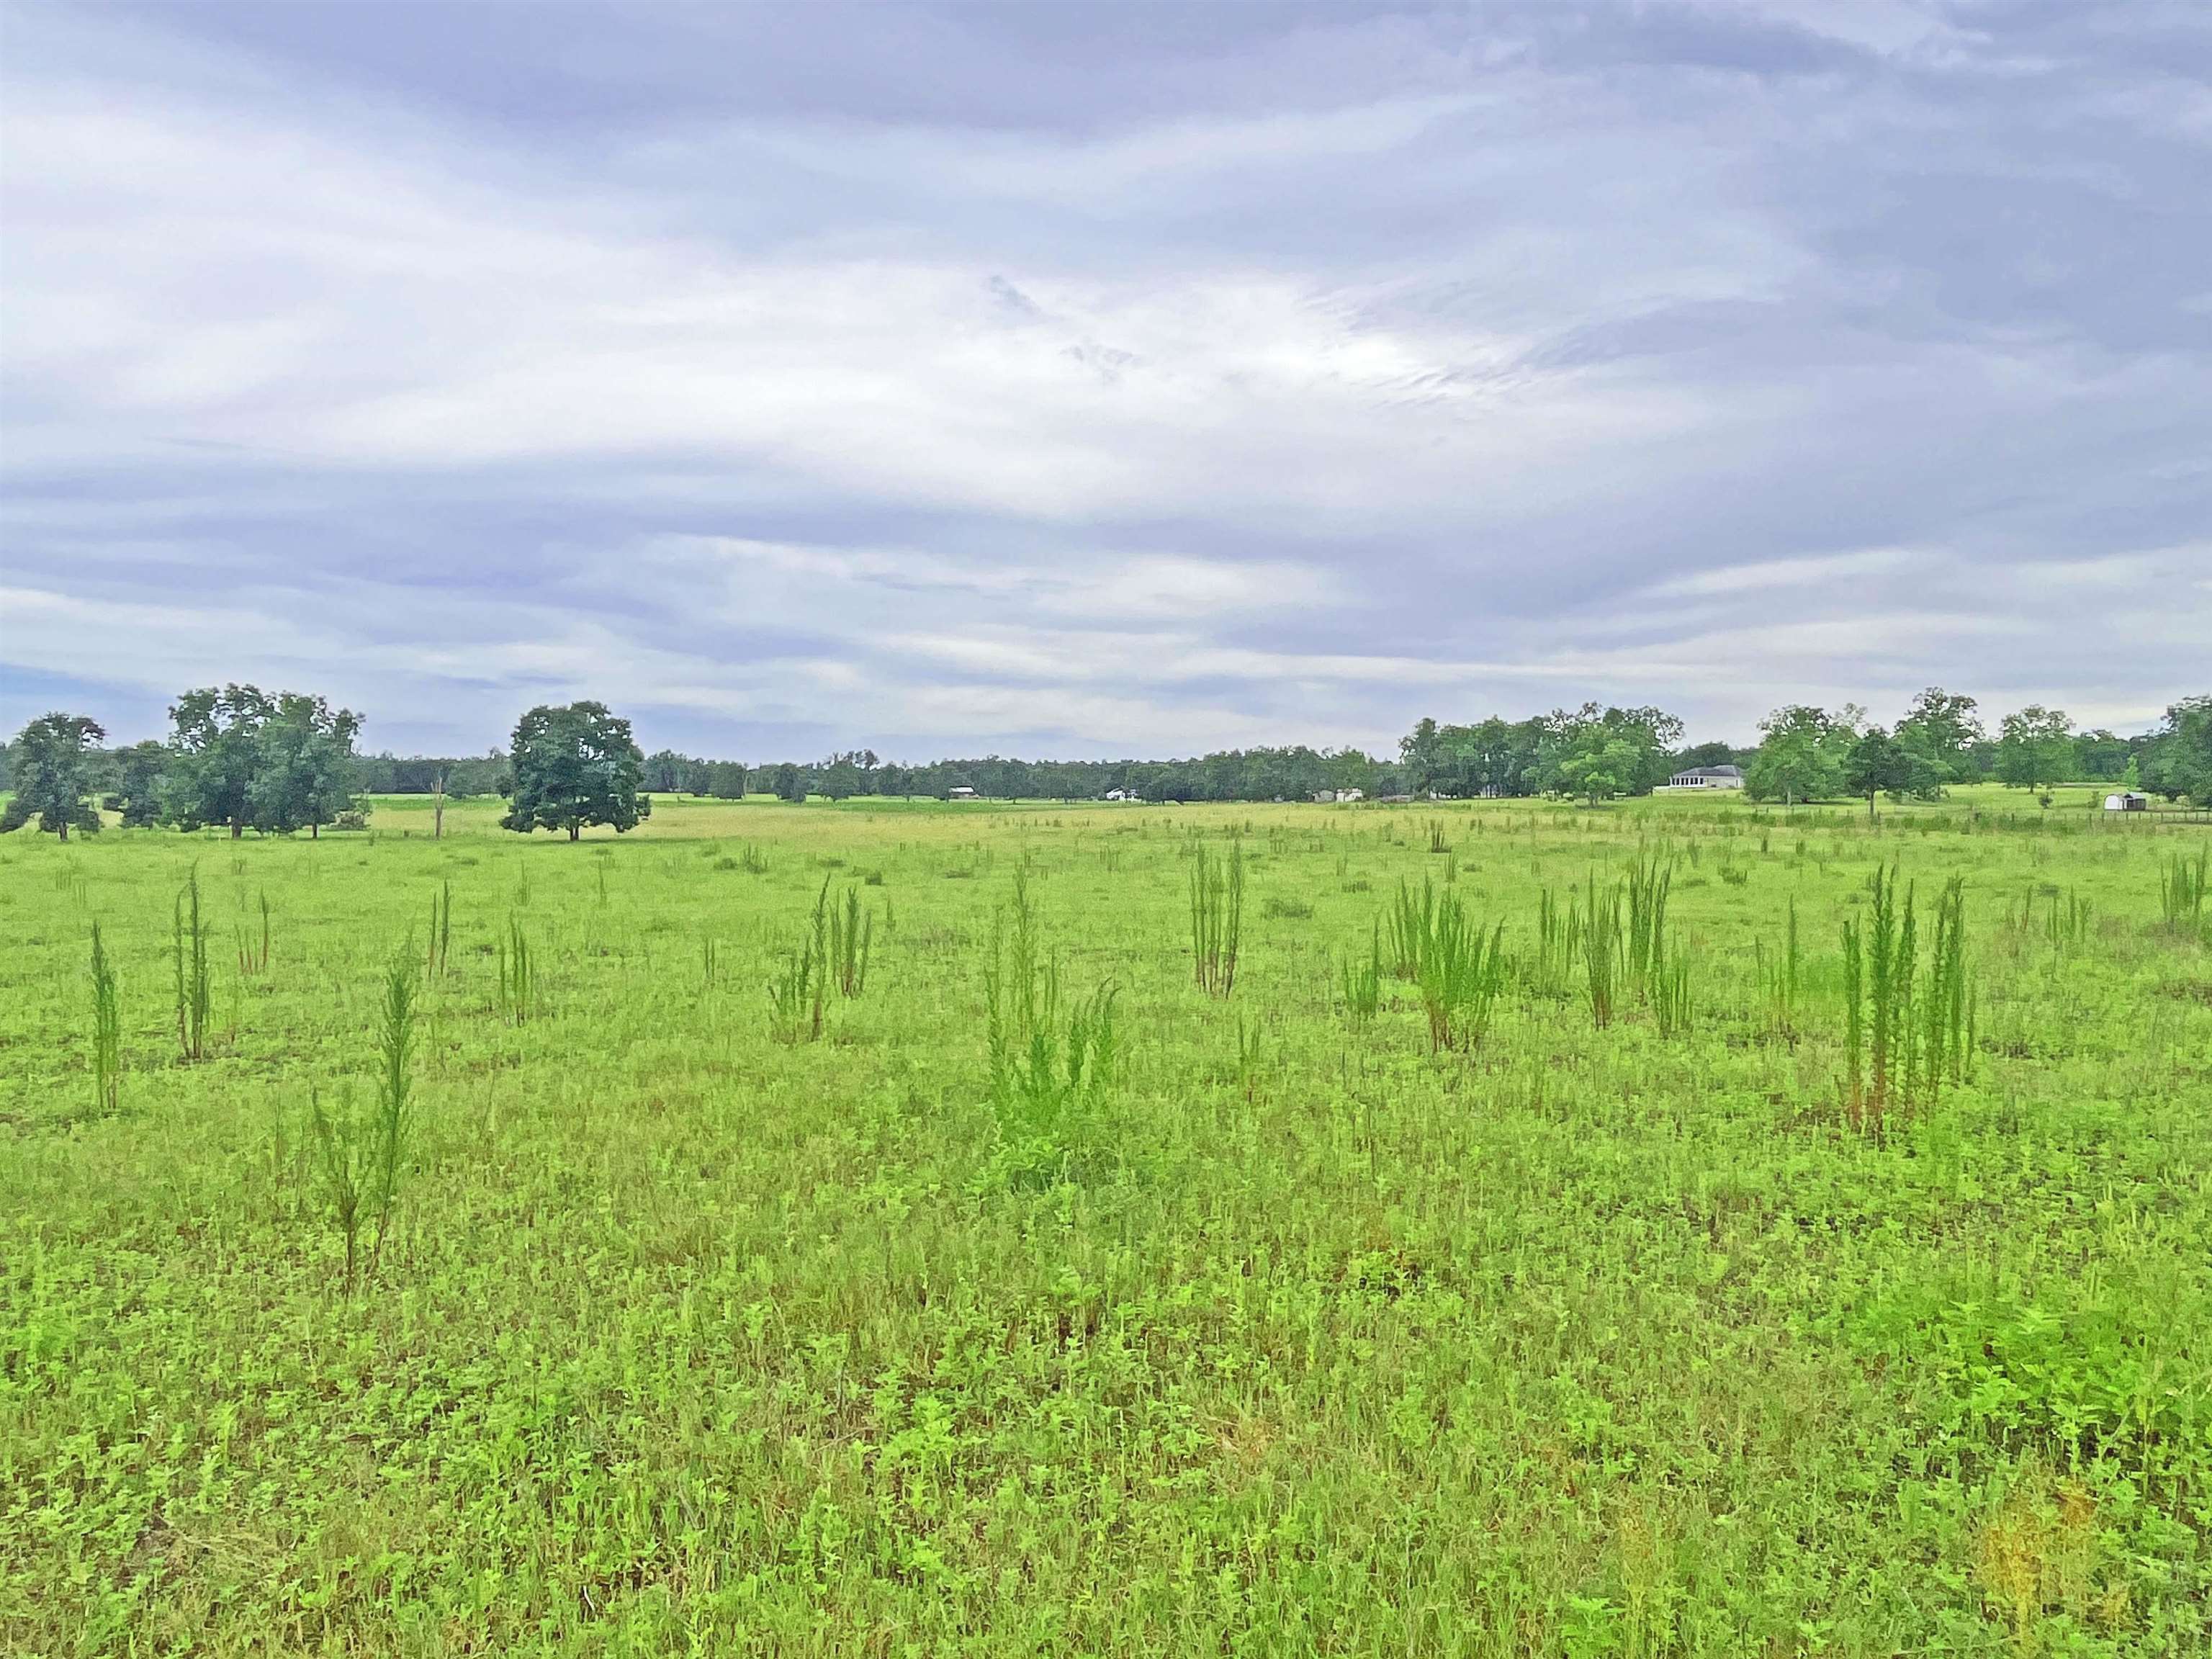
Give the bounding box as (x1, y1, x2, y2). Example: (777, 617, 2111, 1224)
(433, 768, 446, 840)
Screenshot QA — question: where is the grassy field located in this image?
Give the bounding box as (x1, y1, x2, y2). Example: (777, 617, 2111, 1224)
(4, 788, 2208, 1655)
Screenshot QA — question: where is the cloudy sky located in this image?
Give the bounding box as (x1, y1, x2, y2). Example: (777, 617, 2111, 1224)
(3, 1, 2206, 760)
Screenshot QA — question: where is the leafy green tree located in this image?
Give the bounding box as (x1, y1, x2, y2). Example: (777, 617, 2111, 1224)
(1553, 734, 1641, 806)
(2141, 694, 2212, 805)
(1399, 718, 1442, 792)
(1325, 747, 1375, 795)
(108, 740, 169, 827)
(1746, 704, 1851, 805)
(704, 760, 748, 799)
(1892, 686, 1983, 798)
(1995, 705, 2075, 793)
(2074, 729, 2129, 781)
(644, 749, 697, 794)
(1, 713, 105, 840)
(166, 684, 276, 836)
(1427, 718, 1546, 797)
(1842, 727, 1914, 820)
(1537, 703, 1684, 799)
(500, 702, 649, 840)
(249, 693, 365, 837)
(768, 763, 806, 803)
(818, 751, 875, 801)
(355, 751, 508, 797)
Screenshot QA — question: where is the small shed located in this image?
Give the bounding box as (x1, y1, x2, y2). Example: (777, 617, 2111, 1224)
(2103, 791, 2148, 812)
(946, 786, 978, 800)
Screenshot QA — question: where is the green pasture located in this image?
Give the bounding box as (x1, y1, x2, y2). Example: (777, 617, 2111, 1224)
(3, 791, 2208, 1655)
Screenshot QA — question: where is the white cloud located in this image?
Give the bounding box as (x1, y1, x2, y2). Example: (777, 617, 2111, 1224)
(3, 4, 2207, 754)
(1642, 547, 1917, 600)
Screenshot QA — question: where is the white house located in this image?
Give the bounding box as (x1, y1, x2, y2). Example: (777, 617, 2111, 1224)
(1665, 765, 1744, 790)
(946, 786, 978, 800)
(2103, 791, 2148, 812)
(1104, 789, 1129, 801)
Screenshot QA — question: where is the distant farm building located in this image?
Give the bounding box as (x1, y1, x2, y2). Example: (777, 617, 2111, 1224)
(2103, 791, 2149, 811)
(1310, 788, 1365, 803)
(946, 786, 978, 800)
(1665, 765, 1744, 790)
(1104, 789, 1130, 801)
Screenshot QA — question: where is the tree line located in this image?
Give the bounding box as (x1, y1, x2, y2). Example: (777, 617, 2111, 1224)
(1400, 690, 2210, 809)
(1734, 690, 2212, 811)
(0, 692, 660, 844)
(4, 685, 2207, 841)
(4, 688, 366, 842)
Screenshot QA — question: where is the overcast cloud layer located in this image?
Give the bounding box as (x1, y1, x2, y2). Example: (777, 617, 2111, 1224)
(3, 1, 2207, 758)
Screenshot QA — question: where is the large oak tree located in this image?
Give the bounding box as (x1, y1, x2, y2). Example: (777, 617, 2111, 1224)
(248, 693, 366, 837)
(500, 702, 649, 839)
(1, 713, 105, 840)
(1892, 686, 1984, 799)
(1746, 704, 1856, 805)
(1995, 705, 2075, 794)
(165, 684, 275, 836)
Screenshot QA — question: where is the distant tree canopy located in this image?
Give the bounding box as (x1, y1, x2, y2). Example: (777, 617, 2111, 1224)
(14, 686, 2208, 832)
(1553, 734, 1643, 806)
(247, 693, 364, 837)
(1995, 705, 2075, 795)
(1842, 727, 1915, 814)
(1, 713, 106, 840)
(163, 684, 367, 837)
(107, 740, 168, 827)
(2141, 696, 2212, 804)
(1727, 689, 2212, 806)
(501, 702, 649, 840)
(1745, 704, 1858, 805)
(1893, 686, 1984, 799)
(768, 746, 1403, 804)
(814, 750, 878, 801)
(634, 688, 2212, 810)
(354, 752, 507, 797)
(165, 684, 273, 836)
(1730, 689, 1977, 806)
(1394, 706, 1687, 804)
(1559, 704, 1686, 796)
(1401, 716, 1544, 798)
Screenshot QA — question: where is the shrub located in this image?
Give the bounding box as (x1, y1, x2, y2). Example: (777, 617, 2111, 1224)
(172, 868, 211, 1061)
(88, 922, 120, 1115)
(1190, 841, 1244, 998)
